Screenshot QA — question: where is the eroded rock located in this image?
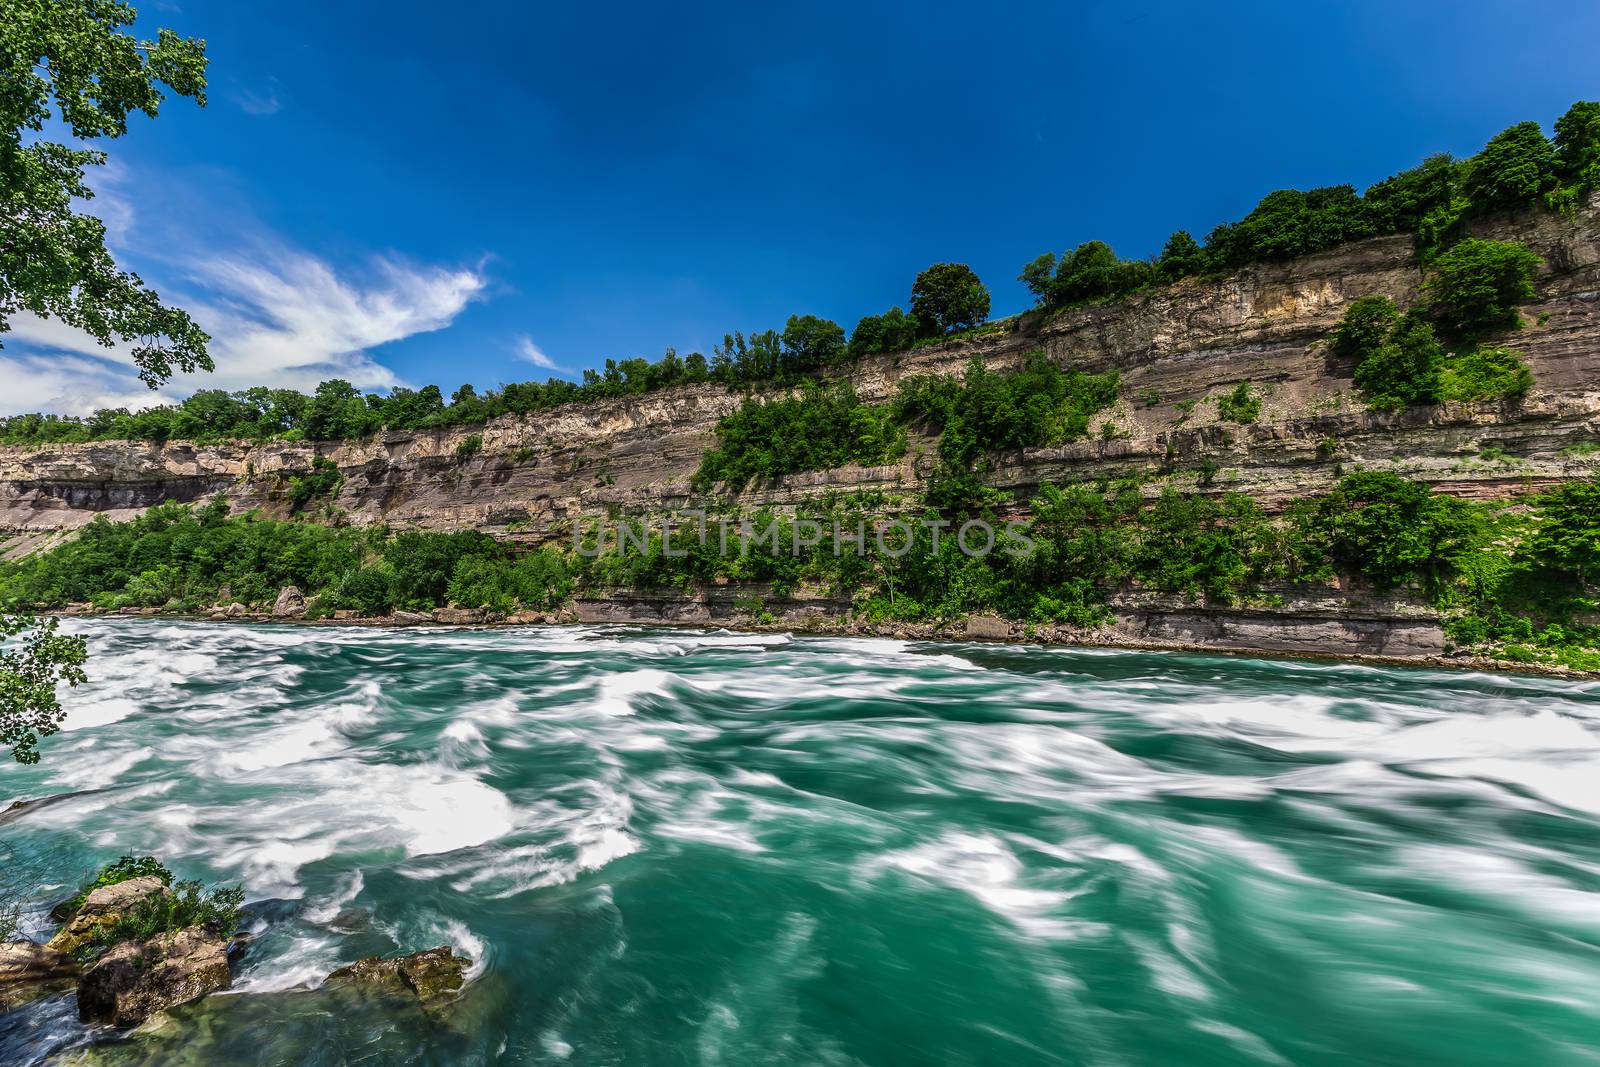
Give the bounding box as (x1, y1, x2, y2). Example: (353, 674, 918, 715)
(46, 875, 169, 956)
(965, 613, 1011, 640)
(76, 926, 232, 1027)
(323, 946, 469, 1006)
(431, 606, 485, 625)
(0, 939, 78, 1010)
(272, 585, 307, 617)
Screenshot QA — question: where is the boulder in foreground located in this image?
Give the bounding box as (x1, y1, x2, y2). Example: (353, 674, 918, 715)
(45, 875, 169, 956)
(0, 939, 79, 1010)
(76, 926, 232, 1026)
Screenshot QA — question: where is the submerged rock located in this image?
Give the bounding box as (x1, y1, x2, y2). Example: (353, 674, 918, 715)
(272, 585, 307, 617)
(324, 946, 469, 1006)
(45, 876, 169, 956)
(0, 939, 78, 1010)
(76, 926, 232, 1027)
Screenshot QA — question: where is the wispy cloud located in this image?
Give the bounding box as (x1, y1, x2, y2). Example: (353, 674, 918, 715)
(3, 239, 489, 415)
(514, 335, 566, 373)
(231, 78, 282, 116)
(178, 250, 489, 393)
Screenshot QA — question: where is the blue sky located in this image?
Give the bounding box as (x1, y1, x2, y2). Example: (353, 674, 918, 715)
(7, 0, 1600, 413)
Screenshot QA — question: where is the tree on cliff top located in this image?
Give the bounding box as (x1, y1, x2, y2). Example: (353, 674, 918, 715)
(910, 263, 990, 337)
(2, 0, 211, 386)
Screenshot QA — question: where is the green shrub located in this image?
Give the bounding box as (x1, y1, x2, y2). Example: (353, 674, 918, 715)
(331, 565, 396, 616)
(455, 434, 483, 458)
(1332, 296, 1402, 362)
(1439, 346, 1534, 402)
(286, 456, 344, 509)
(693, 383, 906, 492)
(1352, 314, 1445, 411)
(1423, 238, 1541, 336)
(1217, 382, 1260, 424)
(1285, 471, 1481, 592)
(57, 856, 174, 921)
(893, 352, 1120, 468)
(77, 879, 244, 962)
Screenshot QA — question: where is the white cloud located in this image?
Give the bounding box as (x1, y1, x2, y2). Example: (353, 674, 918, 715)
(3, 249, 489, 413)
(1, 153, 492, 416)
(514, 335, 565, 373)
(0, 352, 180, 416)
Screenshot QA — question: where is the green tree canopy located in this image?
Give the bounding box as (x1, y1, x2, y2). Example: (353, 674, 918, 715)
(1, 615, 87, 763)
(909, 263, 990, 336)
(2, 0, 212, 385)
(1553, 100, 1600, 192)
(1525, 480, 1600, 587)
(847, 306, 919, 359)
(780, 314, 846, 369)
(1463, 121, 1555, 214)
(1422, 238, 1541, 336)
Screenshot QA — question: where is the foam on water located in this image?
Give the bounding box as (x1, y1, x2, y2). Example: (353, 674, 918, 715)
(6, 619, 1600, 1067)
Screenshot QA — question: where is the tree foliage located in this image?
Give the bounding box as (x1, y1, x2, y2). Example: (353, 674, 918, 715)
(1462, 121, 1555, 214)
(1020, 242, 1154, 310)
(1, 614, 87, 763)
(693, 383, 906, 491)
(1286, 471, 1481, 592)
(2, 0, 211, 385)
(1352, 311, 1445, 412)
(1422, 238, 1541, 336)
(893, 352, 1121, 467)
(847, 305, 920, 359)
(1553, 101, 1600, 193)
(909, 263, 990, 336)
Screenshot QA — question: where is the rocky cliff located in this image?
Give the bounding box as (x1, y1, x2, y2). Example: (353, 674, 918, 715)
(4, 197, 1599, 664)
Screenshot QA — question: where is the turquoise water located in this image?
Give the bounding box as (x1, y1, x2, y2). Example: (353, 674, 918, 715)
(3, 620, 1600, 1065)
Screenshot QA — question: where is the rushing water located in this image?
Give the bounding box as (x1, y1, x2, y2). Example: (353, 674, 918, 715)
(3, 621, 1600, 1065)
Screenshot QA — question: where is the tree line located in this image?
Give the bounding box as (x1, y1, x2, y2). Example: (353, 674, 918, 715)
(3, 102, 1596, 448)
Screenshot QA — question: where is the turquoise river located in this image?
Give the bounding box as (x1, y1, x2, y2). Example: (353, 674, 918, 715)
(3, 619, 1600, 1065)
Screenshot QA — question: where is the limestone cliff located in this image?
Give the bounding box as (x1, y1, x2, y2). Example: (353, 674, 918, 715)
(3, 196, 1599, 664)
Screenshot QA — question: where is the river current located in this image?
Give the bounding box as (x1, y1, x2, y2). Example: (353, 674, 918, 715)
(2, 620, 1599, 1065)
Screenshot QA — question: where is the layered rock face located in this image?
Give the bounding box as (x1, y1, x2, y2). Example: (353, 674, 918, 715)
(2, 198, 1598, 661)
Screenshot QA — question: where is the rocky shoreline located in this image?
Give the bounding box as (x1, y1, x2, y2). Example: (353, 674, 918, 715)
(1, 862, 472, 1045)
(39, 593, 1596, 680)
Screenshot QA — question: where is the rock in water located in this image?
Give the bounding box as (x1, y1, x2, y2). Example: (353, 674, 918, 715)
(272, 585, 307, 617)
(46, 875, 169, 956)
(431, 606, 485, 625)
(324, 946, 469, 1006)
(0, 940, 79, 1010)
(77, 926, 232, 1027)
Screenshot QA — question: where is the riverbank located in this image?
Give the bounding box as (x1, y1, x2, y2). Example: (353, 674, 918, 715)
(37, 593, 1597, 680)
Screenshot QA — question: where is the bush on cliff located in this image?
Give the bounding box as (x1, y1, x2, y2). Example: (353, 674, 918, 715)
(893, 352, 1121, 467)
(692, 382, 907, 492)
(1332, 295, 1533, 410)
(1423, 238, 1542, 336)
